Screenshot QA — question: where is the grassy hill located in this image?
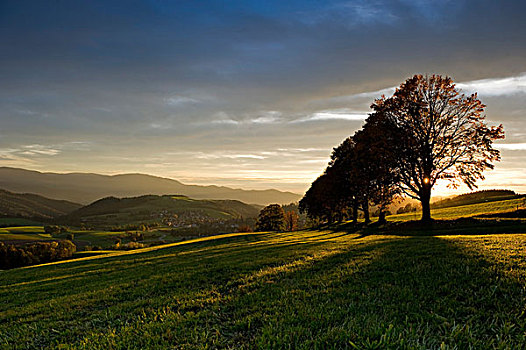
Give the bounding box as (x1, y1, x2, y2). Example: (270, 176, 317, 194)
(0, 189, 82, 221)
(0, 167, 301, 206)
(60, 195, 260, 227)
(430, 189, 523, 209)
(388, 197, 525, 221)
(1, 228, 526, 348)
(2, 197, 526, 347)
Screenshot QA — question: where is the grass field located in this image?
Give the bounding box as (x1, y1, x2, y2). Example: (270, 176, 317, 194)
(388, 197, 525, 221)
(0, 218, 42, 226)
(0, 226, 51, 242)
(1, 227, 526, 349)
(0, 226, 45, 234)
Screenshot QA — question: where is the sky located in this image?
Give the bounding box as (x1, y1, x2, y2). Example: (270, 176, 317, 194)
(1, 0, 525, 196)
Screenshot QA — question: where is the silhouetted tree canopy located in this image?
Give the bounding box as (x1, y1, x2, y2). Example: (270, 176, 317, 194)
(299, 167, 353, 224)
(301, 74, 504, 225)
(256, 204, 285, 232)
(371, 74, 504, 221)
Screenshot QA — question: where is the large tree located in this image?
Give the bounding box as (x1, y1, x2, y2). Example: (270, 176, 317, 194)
(328, 119, 400, 224)
(371, 74, 504, 222)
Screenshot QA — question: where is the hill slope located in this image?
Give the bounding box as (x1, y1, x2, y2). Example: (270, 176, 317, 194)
(1, 229, 526, 348)
(60, 194, 260, 227)
(430, 189, 523, 209)
(0, 189, 82, 220)
(0, 167, 301, 205)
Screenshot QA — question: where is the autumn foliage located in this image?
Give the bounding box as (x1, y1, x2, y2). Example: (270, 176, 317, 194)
(301, 74, 504, 223)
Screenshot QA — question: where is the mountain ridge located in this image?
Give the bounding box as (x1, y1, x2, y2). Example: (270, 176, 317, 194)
(0, 188, 82, 220)
(0, 167, 301, 206)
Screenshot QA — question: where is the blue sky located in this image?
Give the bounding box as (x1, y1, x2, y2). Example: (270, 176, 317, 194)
(1, 0, 525, 194)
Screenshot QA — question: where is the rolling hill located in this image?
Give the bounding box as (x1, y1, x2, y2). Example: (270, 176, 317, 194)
(430, 189, 523, 209)
(0, 189, 82, 221)
(59, 194, 260, 227)
(0, 167, 301, 206)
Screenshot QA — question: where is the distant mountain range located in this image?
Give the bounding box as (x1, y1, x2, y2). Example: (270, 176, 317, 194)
(0, 189, 82, 220)
(0, 167, 301, 206)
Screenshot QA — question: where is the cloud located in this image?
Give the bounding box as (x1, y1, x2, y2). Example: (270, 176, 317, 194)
(495, 143, 526, 151)
(314, 72, 526, 110)
(292, 109, 369, 123)
(18, 144, 61, 156)
(210, 111, 282, 125)
(456, 73, 526, 97)
(165, 95, 200, 106)
(251, 112, 282, 124)
(194, 152, 266, 160)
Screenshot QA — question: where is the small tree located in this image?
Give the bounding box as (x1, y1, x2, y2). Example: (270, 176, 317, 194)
(372, 74, 504, 222)
(283, 211, 299, 231)
(256, 204, 285, 232)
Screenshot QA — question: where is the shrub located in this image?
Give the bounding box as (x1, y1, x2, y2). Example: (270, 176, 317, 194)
(44, 225, 69, 235)
(120, 242, 145, 250)
(237, 225, 253, 233)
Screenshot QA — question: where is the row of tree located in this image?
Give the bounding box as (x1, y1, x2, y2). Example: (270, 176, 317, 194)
(0, 240, 76, 269)
(300, 74, 504, 223)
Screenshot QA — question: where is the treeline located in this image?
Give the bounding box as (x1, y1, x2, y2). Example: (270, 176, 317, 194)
(0, 240, 76, 269)
(299, 111, 399, 225)
(300, 74, 504, 223)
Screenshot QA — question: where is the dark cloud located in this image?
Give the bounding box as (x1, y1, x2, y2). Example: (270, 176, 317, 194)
(0, 0, 525, 193)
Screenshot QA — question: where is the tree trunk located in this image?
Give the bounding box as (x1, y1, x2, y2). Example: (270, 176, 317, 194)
(352, 200, 359, 224)
(420, 186, 432, 222)
(363, 201, 371, 224)
(378, 209, 386, 224)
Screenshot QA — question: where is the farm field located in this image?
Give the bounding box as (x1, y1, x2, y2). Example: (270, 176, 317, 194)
(0, 226, 51, 242)
(0, 226, 205, 250)
(1, 227, 526, 349)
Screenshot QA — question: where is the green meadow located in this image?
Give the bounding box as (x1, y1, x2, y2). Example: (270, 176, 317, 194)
(1, 197, 525, 348)
(1, 228, 526, 348)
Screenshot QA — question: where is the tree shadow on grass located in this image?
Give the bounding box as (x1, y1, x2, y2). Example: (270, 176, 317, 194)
(5, 232, 526, 349)
(213, 235, 526, 349)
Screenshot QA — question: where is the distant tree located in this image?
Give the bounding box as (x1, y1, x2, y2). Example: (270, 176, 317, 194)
(256, 204, 285, 232)
(237, 224, 253, 233)
(372, 74, 504, 222)
(283, 210, 299, 231)
(397, 203, 415, 214)
(282, 202, 306, 230)
(44, 225, 68, 235)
